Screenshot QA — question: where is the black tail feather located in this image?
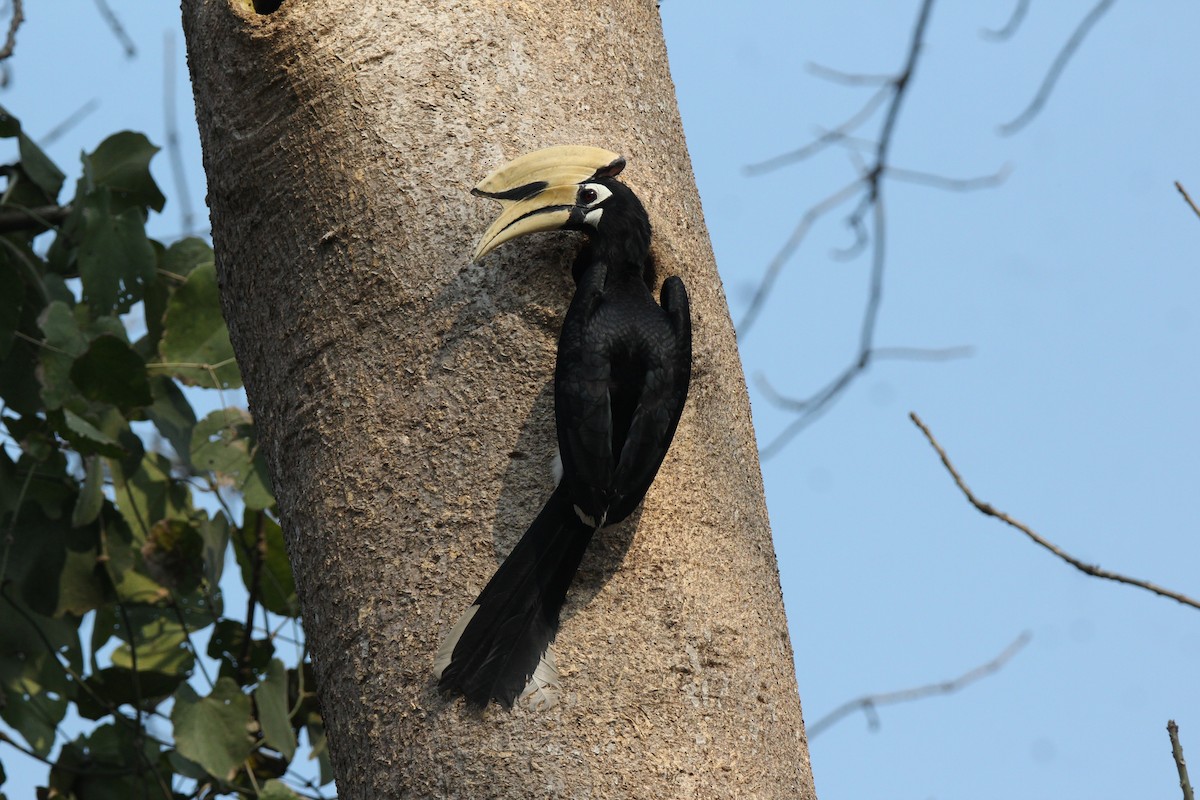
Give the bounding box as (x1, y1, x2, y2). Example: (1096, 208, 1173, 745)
(436, 484, 595, 707)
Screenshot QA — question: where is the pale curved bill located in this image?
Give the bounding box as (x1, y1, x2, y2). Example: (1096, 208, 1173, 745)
(474, 207, 571, 262)
(473, 184, 580, 261)
(474, 145, 623, 197)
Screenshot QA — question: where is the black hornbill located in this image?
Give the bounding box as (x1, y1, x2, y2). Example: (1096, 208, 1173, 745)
(434, 146, 692, 708)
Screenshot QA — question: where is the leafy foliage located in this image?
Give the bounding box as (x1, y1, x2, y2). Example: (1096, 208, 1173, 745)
(0, 108, 325, 798)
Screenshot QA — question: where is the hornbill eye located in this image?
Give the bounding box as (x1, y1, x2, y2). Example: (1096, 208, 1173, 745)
(578, 183, 611, 208)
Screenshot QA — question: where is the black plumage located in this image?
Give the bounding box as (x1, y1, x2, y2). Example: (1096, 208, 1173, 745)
(436, 152, 691, 708)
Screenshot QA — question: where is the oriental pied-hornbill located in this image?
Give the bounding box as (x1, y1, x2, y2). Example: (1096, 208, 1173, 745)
(434, 146, 692, 708)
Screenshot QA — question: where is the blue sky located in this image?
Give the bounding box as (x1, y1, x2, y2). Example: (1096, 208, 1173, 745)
(4, 1, 1198, 797)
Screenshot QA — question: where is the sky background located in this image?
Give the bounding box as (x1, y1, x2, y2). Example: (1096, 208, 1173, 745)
(3, 1, 1198, 797)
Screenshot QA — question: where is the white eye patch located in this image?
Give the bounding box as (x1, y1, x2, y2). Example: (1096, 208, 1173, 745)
(578, 182, 611, 228)
(579, 182, 612, 207)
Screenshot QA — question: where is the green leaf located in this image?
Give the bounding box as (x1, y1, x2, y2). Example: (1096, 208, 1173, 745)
(82, 131, 166, 213)
(4, 500, 103, 617)
(145, 374, 197, 467)
(69, 334, 153, 410)
(0, 328, 40, 415)
(77, 191, 157, 316)
(105, 452, 193, 602)
(0, 106, 65, 199)
(108, 450, 192, 543)
(47, 723, 162, 800)
(36, 299, 126, 411)
(261, 780, 301, 799)
(0, 444, 72, 519)
(171, 678, 255, 780)
(158, 261, 242, 389)
(166, 749, 211, 781)
(207, 619, 274, 684)
(108, 610, 194, 676)
(0, 105, 18, 136)
(55, 408, 126, 458)
(199, 509, 231, 589)
(306, 722, 335, 786)
(161, 236, 214, 279)
(71, 455, 106, 528)
(141, 518, 204, 593)
(56, 548, 108, 618)
(233, 513, 298, 617)
(36, 300, 84, 411)
(18, 131, 66, 200)
(74, 666, 188, 721)
(191, 408, 274, 508)
(256, 658, 297, 760)
(0, 599, 77, 757)
(0, 259, 22, 359)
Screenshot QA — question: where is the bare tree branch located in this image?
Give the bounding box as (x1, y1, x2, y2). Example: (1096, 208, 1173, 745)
(807, 632, 1031, 738)
(1169, 720, 1195, 800)
(740, 0, 937, 339)
(1176, 182, 1200, 221)
(740, 1, 1004, 460)
(999, 0, 1116, 135)
(909, 411, 1200, 611)
(0, 0, 24, 61)
(981, 0, 1028, 41)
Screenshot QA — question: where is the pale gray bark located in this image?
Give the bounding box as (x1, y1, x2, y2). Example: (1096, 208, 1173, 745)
(182, 1, 815, 797)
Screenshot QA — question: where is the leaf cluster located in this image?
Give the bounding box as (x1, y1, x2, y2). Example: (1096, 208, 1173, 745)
(0, 108, 328, 799)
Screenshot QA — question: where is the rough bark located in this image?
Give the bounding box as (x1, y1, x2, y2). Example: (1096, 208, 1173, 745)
(182, 1, 815, 797)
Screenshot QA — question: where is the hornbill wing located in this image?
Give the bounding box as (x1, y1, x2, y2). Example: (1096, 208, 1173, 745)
(608, 277, 692, 521)
(554, 262, 616, 521)
(555, 333, 615, 523)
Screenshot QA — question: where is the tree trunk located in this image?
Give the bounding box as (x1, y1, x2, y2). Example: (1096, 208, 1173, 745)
(182, 1, 815, 797)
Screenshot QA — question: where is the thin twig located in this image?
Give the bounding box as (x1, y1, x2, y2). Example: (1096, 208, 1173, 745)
(909, 411, 1200, 611)
(981, 0, 1029, 41)
(886, 163, 1011, 192)
(170, 597, 215, 690)
(38, 98, 100, 148)
(755, 345, 974, 416)
(238, 510, 267, 682)
(806, 61, 895, 87)
(744, 87, 890, 175)
(807, 632, 1031, 738)
(0, 203, 71, 233)
(163, 32, 196, 235)
(0, 731, 140, 777)
(0, 0, 23, 61)
(1175, 182, 1200, 221)
(115, 603, 174, 798)
(1169, 720, 1195, 800)
(737, 177, 865, 334)
(92, 0, 136, 58)
(999, 0, 1117, 135)
(872, 345, 975, 362)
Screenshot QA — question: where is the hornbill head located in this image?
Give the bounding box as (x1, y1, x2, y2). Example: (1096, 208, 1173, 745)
(471, 145, 641, 262)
